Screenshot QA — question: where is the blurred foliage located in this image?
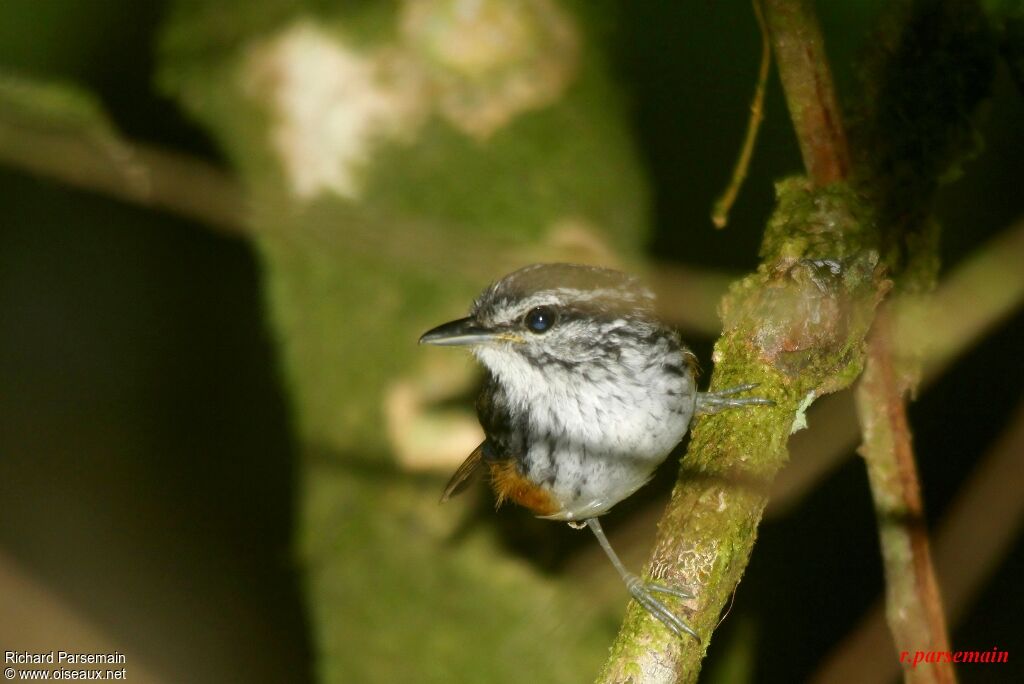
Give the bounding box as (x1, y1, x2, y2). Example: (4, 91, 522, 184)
(850, 0, 996, 300)
(0, 72, 115, 131)
(984, 0, 1024, 92)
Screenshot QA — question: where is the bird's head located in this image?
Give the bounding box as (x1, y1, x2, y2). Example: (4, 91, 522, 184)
(419, 263, 671, 376)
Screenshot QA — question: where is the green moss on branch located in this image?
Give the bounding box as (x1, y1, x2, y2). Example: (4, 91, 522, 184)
(597, 179, 885, 683)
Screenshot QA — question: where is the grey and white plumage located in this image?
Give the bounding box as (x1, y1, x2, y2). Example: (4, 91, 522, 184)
(466, 263, 698, 520)
(420, 262, 769, 640)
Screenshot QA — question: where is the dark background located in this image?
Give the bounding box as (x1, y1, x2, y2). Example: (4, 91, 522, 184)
(1, 1, 1021, 682)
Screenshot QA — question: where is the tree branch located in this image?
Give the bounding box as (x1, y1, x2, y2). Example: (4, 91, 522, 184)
(813, 397, 1024, 683)
(0, 73, 246, 233)
(772, 211, 1024, 515)
(763, 0, 850, 185)
(597, 3, 874, 680)
(855, 310, 955, 684)
(597, 179, 883, 682)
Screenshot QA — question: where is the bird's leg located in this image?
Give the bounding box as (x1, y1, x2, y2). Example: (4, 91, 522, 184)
(696, 383, 774, 415)
(585, 518, 699, 641)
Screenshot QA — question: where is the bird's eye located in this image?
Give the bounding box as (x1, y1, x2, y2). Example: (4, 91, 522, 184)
(524, 306, 556, 334)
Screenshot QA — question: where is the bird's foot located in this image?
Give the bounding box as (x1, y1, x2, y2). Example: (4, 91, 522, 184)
(623, 573, 699, 641)
(696, 383, 774, 415)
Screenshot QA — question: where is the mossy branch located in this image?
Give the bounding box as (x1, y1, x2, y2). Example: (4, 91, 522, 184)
(598, 177, 885, 682)
(597, 2, 871, 679)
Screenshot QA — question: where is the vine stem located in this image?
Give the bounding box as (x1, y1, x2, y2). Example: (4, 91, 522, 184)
(711, 0, 771, 229)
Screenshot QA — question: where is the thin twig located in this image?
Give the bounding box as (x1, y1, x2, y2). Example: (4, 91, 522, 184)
(763, 0, 850, 185)
(854, 310, 955, 684)
(711, 0, 771, 228)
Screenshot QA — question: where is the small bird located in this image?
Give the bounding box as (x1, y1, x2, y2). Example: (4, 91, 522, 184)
(419, 263, 770, 639)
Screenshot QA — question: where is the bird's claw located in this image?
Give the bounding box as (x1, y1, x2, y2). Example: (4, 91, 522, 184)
(696, 383, 774, 415)
(624, 573, 700, 641)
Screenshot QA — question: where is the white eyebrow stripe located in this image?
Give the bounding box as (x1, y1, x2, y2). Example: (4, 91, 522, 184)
(535, 287, 654, 305)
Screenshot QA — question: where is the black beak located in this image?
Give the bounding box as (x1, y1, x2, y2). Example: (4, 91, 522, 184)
(419, 317, 499, 346)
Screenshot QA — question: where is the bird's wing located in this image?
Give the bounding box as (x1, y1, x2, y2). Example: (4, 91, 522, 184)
(440, 441, 485, 503)
(683, 348, 701, 379)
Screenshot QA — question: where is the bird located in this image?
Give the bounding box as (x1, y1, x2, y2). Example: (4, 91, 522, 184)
(419, 263, 771, 639)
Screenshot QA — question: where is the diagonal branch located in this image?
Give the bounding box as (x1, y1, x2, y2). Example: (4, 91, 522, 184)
(813, 397, 1024, 683)
(855, 310, 955, 684)
(597, 2, 871, 681)
(596, 184, 882, 683)
(0, 75, 246, 233)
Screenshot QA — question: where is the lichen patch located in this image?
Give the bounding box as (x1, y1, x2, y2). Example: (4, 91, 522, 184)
(244, 22, 427, 200)
(243, 3, 581, 201)
(401, 0, 580, 139)
(790, 391, 816, 434)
